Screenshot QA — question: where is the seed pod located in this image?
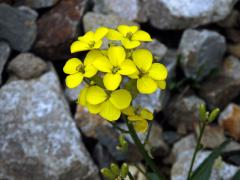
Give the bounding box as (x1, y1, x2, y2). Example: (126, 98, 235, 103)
(208, 108, 220, 123)
(199, 104, 207, 122)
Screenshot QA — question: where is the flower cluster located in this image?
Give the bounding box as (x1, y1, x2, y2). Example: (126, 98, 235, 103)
(63, 25, 168, 132)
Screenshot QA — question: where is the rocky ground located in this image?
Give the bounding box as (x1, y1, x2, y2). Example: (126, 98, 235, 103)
(0, 0, 240, 179)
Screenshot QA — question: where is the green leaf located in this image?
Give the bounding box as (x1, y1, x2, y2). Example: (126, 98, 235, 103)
(231, 170, 240, 180)
(190, 140, 230, 180)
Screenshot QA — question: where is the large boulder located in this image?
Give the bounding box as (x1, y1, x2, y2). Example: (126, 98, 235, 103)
(0, 41, 11, 84)
(0, 71, 100, 179)
(143, 0, 237, 29)
(0, 4, 37, 52)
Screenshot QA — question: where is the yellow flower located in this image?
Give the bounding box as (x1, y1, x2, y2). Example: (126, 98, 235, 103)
(63, 50, 101, 88)
(131, 49, 168, 94)
(93, 46, 138, 91)
(71, 27, 108, 53)
(122, 106, 153, 132)
(79, 85, 132, 121)
(106, 25, 152, 49)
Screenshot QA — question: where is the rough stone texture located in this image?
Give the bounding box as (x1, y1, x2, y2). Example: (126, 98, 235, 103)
(165, 94, 205, 133)
(218, 10, 240, 28)
(171, 150, 238, 180)
(83, 12, 138, 32)
(0, 71, 100, 180)
(65, 83, 84, 102)
(143, 0, 237, 29)
(179, 29, 226, 81)
(201, 126, 226, 149)
(0, 41, 11, 84)
(93, 0, 139, 21)
(199, 56, 240, 108)
(7, 53, 48, 79)
(15, 0, 59, 9)
(0, 4, 37, 52)
(75, 105, 142, 162)
(34, 0, 86, 60)
(219, 103, 240, 141)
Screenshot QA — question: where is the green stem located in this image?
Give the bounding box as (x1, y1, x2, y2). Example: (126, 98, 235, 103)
(109, 122, 129, 133)
(187, 122, 206, 180)
(126, 121, 165, 180)
(143, 122, 153, 146)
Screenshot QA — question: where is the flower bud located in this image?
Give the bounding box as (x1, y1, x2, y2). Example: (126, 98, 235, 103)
(101, 168, 115, 180)
(208, 108, 220, 123)
(110, 163, 120, 177)
(120, 163, 129, 178)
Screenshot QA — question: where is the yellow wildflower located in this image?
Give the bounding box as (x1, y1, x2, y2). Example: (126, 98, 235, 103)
(122, 106, 153, 132)
(131, 49, 168, 94)
(79, 85, 132, 121)
(71, 27, 108, 53)
(93, 46, 138, 91)
(106, 25, 152, 49)
(63, 50, 101, 88)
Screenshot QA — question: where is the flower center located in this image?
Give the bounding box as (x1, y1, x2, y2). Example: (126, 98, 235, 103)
(126, 32, 133, 39)
(88, 41, 95, 48)
(76, 64, 85, 73)
(112, 66, 120, 74)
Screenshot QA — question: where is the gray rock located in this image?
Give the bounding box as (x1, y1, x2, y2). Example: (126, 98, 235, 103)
(7, 53, 48, 79)
(165, 94, 205, 133)
(65, 84, 84, 102)
(83, 12, 138, 32)
(179, 29, 226, 81)
(218, 103, 240, 141)
(143, 0, 237, 29)
(0, 71, 100, 180)
(34, 0, 87, 60)
(199, 56, 240, 108)
(0, 41, 11, 84)
(93, 0, 139, 21)
(171, 150, 238, 180)
(15, 0, 59, 9)
(0, 4, 37, 52)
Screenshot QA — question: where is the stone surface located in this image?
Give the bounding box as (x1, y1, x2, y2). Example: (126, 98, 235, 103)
(65, 84, 84, 102)
(201, 126, 226, 149)
(93, 0, 139, 21)
(7, 53, 48, 79)
(199, 56, 240, 108)
(219, 103, 240, 141)
(218, 10, 240, 28)
(34, 0, 86, 60)
(179, 29, 226, 81)
(15, 0, 59, 9)
(0, 41, 11, 84)
(171, 150, 238, 180)
(83, 12, 138, 32)
(165, 94, 205, 133)
(228, 44, 240, 58)
(0, 4, 37, 52)
(0, 71, 99, 179)
(143, 0, 237, 29)
(75, 105, 142, 162)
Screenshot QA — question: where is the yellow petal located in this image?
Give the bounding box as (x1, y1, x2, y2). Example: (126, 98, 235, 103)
(122, 38, 140, 49)
(93, 40, 102, 49)
(148, 63, 168, 80)
(132, 49, 153, 72)
(86, 85, 107, 105)
(78, 31, 94, 42)
(94, 27, 108, 41)
(157, 80, 166, 90)
(99, 100, 121, 121)
(128, 115, 144, 121)
(103, 73, 122, 91)
(109, 89, 132, 110)
(66, 73, 83, 88)
(128, 71, 139, 79)
(78, 86, 89, 106)
(84, 65, 97, 78)
(118, 59, 137, 75)
(84, 50, 102, 66)
(137, 76, 157, 94)
(133, 120, 148, 133)
(63, 58, 82, 74)
(117, 25, 139, 36)
(86, 103, 102, 114)
(70, 41, 89, 53)
(122, 106, 135, 116)
(140, 109, 153, 120)
(132, 30, 152, 41)
(108, 46, 126, 66)
(93, 55, 112, 72)
(106, 29, 123, 40)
